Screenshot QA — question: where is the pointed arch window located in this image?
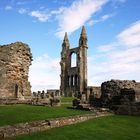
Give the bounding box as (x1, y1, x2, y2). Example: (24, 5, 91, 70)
(71, 53, 77, 67)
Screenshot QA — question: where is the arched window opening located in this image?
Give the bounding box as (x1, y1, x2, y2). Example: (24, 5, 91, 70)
(73, 76, 75, 86)
(71, 53, 77, 67)
(75, 75, 78, 86)
(71, 75, 73, 86)
(68, 76, 71, 87)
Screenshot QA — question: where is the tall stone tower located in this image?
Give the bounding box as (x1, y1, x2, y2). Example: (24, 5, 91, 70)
(60, 26, 88, 98)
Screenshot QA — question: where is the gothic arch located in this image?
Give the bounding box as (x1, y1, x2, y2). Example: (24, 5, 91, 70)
(70, 52, 77, 67)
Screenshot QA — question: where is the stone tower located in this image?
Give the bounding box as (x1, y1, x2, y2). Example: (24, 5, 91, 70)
(60, 26, 88, 98)
(0, 42, 32, 100)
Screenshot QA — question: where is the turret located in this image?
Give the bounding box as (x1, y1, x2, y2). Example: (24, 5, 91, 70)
(62, 32, 70, 49)
(61, 32, 70, 59)
(79, 26, 88, 48)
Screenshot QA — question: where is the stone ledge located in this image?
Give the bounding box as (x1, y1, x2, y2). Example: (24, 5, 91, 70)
(0, 113, 112, 139)
(0, 99, 31, 105)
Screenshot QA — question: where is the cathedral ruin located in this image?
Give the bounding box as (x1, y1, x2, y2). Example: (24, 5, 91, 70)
(0, 42, 32, 100)
(60, 26, 140, 115)
(60, 26, 88, 98)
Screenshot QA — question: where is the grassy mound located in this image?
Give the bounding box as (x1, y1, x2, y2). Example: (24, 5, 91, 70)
(0, 104, 91, 126)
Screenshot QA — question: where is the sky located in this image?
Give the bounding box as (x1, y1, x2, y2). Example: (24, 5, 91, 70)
(0, 0, 140, 92)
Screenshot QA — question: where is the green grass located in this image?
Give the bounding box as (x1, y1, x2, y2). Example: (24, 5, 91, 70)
(0, 104, 91, 126)
(61, 97, 76, 102)
(7, 115, 140, 140)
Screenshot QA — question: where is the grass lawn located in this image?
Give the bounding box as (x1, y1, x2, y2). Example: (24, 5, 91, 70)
(61, 97, 76, 102)
(7, 115, 140, 140)
(0, 104, 91, 126)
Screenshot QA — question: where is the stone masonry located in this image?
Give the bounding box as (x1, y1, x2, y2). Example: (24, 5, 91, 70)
(0, 42, 32, 100)
(101, 79, 140, 102)
(100, 79, 140, 115)
(60, 26, 88, 98)
(0, 113, 112, 139)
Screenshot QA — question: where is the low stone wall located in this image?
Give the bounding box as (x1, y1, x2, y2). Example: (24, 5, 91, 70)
(0, 99, 31, 105)
(0, 113, 112, 139)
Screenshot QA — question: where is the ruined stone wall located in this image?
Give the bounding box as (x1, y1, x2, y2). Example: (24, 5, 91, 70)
(101, 79, 140, 106)
(0, 42, 32, 99)
(0, 113, 111, 139)
(99, 80, 140, 115)
(101, 79, 136, 97)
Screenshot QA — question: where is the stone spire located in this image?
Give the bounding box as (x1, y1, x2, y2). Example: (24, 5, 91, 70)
(64, 32, 69, 42)
(61, 32, 70, 57)
(79, 26, 87, 47)
(80, 26, 87, 38)
(63, 32, 70, 45)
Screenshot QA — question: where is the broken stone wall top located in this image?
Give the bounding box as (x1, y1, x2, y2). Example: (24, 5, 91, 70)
(0, 42, 32, 99)
(101, 79, 136, 94)
(101, 79, 140, 102)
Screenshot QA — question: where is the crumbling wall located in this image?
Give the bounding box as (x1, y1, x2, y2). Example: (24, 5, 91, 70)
(101, 80, 137, 103)
(100, 79, 140, 115)
(0, 42, 32, 99)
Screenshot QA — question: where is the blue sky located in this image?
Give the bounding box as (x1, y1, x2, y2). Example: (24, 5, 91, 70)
(0, 0, 140, 91)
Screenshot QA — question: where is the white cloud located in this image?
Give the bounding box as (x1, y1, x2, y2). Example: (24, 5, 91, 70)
(50, 7, 65, 15)
(97, 43, 116, 52)
(88, 13, 114, 26)
(5, 5, 12, 10)
(88, 20, 140, 86)
(29, 11, 50, 22)
(18, 8, 28, 14)
(56, 0, 109, 38)
(29, 54, 60, 92)
(101, 14, 113, 20)
(118, 20, 140, 47)
(88, 51, 140, 86)
(110, 47, 140, 63)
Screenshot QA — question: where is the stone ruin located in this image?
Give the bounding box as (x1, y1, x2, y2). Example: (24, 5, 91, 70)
(59, 27, 140, 115)
(32, 90, 61, 106)
(0, 41, 60, 106)
(60, 26, 88, 98)
(87, 79, 140, 115)
(0, 29, 139, 115)
(0, 42, 32, 102)
(73, 79, 140, 115)
(101, 79, 140, 104)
